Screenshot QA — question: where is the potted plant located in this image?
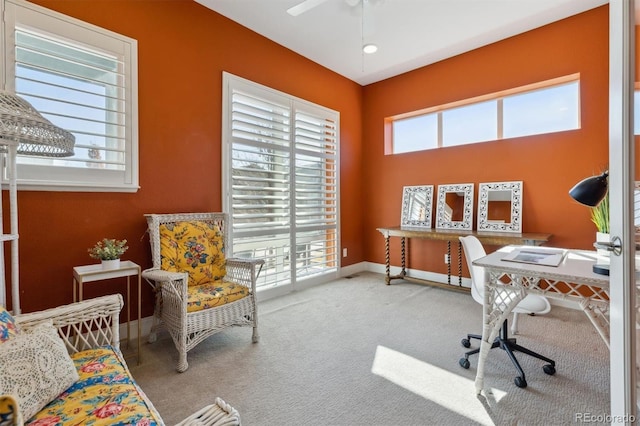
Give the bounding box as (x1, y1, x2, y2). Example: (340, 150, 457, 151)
(88, 238, 128, 269)
(591, 193, 609, 256)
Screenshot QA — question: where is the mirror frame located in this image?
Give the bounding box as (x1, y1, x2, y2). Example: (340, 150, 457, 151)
(400, 185, 434, 229)
(435, 183, 474, 230)
(477, 181, 523, 233)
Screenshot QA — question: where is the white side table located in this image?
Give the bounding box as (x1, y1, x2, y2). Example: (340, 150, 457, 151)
(72, 260, 142, 364)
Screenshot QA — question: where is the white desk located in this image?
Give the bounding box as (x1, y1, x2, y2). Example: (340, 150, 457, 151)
(472, 247, 609, 394)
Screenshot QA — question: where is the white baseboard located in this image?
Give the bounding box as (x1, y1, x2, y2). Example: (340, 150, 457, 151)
(355, 261, 472, 289)
(130, 262, 581, 338)
(119, 315, 154, 341)
(340, 261, 368, 277)
(351, 261, 581, 310)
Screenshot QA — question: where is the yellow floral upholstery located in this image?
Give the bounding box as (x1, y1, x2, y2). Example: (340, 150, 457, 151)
(0, 394, 22, 425)
(160, 221, 226, 286)
(27, 346, 163, 425)
(187, 280, 250, 313)
(0, 306, 18, 343)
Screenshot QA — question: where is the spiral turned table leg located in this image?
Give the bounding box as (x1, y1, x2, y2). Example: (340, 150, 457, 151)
(447, 241, 451, 284)
(384, 235, 391, 285)
(400, 237, 406, 277)
(458, 242, 463, 286)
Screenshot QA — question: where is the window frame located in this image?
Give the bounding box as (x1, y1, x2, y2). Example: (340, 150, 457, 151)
(385, 73, 580, 155)
(222, 72, 341, 295)
(0, 0, 139, 192)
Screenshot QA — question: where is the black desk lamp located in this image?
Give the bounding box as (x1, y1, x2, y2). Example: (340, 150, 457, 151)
(569, 171, 609, 207)
(569, 171, 610, 275)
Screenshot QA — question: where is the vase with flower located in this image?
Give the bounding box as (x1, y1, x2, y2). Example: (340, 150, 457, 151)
(88, 238, 129, 269)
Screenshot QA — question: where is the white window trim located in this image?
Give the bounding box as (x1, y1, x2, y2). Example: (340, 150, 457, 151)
(0, 0, 139, 192)
(387, 73, 580, 155)
(222, 72, 341, 294)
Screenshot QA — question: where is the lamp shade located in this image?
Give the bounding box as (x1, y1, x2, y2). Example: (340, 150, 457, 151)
(568, 171, 608, 207)
(0, 90, 74, 157)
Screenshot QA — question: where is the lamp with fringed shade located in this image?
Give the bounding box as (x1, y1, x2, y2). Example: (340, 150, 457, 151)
(0, 90, 75, 313)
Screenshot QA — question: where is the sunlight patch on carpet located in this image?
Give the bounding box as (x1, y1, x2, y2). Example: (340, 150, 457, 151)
(371, 345, 505, 425)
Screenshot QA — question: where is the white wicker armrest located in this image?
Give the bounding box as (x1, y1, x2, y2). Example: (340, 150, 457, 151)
(142, 268, 189, 302)
(14, 294, 123, 354)
(226, 258, 264, 291)
(175, 397, 240, 426)
(226, 258, 264, 268)
(142, 267, 188, 283)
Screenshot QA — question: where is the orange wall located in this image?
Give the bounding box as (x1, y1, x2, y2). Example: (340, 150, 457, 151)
(4, 2, 631, 314)
(11, 0, 364, 313)
(361, 6, 612, 275)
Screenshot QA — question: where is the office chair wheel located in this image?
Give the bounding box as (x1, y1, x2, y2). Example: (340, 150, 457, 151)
(461, 338, 471, 348)
(459, 358, 470, 369)
(514, 376, 527, 388)
(543, 364, 556, 375)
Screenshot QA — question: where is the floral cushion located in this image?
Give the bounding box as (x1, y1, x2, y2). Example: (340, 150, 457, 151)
(187, 280, 250, 313)
(27, 346, 163, 425)
(0, 306, 18, 343)
(160, 221, 226, 286)
(0, 394, 22, 426)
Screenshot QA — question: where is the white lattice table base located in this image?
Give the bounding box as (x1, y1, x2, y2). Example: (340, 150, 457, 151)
(473, 249, 610, 394)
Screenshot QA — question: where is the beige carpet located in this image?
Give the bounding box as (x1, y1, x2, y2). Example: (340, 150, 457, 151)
(130, 272, 610, 426)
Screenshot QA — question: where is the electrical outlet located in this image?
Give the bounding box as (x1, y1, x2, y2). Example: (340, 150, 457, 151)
(444, 254, 450, 264)
(343, 248, 348, 258)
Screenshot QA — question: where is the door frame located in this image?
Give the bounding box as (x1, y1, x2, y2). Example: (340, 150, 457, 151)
(608, 0, 637, 422)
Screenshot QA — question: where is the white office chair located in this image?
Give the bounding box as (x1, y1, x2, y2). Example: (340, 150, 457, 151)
(458, 235, 556, 388)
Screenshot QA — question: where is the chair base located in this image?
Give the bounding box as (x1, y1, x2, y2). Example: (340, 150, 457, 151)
(459, 320, 556, 388)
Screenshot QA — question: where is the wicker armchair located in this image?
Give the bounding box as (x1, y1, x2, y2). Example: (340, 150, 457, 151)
(142, 212, 264, 372)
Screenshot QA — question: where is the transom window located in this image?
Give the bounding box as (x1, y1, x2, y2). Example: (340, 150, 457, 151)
(387, 74, 580, 154)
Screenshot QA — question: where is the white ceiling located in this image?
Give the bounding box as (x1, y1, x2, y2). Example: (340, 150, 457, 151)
(196, 0, 609, 86)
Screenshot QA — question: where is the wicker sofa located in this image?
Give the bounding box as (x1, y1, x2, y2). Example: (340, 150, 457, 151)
(0, 294, 240, 425)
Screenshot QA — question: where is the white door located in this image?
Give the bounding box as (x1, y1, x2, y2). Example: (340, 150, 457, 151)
(608, 1, 637, 423)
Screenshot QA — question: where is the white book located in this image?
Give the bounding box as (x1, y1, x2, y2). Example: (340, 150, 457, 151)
(501, 247, 567, 267)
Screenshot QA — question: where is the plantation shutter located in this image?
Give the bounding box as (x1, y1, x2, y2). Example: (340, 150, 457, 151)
(224, 73, 339, 290)
(293, 107, 338, 279)
(2, 0, 138, 191)
(14, 29, 127, 170)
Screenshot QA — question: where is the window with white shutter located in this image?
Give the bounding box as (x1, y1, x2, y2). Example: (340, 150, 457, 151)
(1, 0, 138, 191)
(223, 73, 340, 292)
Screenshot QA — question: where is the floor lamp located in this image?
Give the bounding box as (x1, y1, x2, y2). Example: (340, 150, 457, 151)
(0, 90, 75, 313)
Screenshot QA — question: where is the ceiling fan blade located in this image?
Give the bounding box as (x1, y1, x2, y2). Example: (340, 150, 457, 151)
(287, 0, 330, 16)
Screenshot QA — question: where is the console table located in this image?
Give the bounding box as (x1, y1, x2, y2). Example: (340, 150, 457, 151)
(376, 227, 552, 291)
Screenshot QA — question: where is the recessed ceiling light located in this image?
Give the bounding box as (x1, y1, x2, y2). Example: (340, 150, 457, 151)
(363, 44, 378, 54)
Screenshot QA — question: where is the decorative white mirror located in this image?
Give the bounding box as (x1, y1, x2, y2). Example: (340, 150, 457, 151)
(477, 181, 523, 233)
(401, 185, 434, 229)
(435, 183, 474, 230)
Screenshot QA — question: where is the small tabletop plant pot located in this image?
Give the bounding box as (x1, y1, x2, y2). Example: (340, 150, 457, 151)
(101, 259, 121, 270)
(88, 238, 128, 268)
